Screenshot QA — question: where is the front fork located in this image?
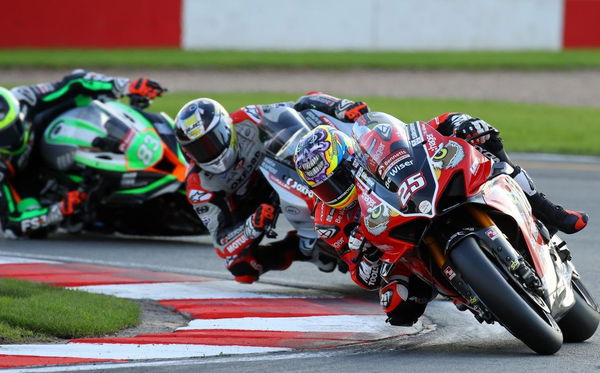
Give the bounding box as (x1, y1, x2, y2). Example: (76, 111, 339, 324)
(424, 205, 544, 321)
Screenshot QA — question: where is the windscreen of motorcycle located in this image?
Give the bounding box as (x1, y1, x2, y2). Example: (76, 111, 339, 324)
(354, 120, 439, 217)
(259, 107, 312, 166)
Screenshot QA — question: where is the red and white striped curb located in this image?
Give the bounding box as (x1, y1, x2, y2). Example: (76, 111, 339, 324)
(0, 255, 422, 369)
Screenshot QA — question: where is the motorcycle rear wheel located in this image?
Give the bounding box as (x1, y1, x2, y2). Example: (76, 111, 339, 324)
(558, 278, 600, 342)
(450, 236, 563, 355)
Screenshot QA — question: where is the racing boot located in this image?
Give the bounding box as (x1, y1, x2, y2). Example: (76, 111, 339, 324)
(528, 192, 588, 234)
(512, 166, 588, 234)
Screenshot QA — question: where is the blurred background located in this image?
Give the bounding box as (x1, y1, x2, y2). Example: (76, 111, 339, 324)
(1, 0, 600, 155)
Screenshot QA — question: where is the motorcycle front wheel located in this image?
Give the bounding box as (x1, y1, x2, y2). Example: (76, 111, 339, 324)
(450, 236, 563, 355)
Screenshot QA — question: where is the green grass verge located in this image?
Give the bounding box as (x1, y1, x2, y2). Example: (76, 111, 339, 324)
(0, 278, 140, 343)
(4, 49, 600, 70)
(150, 92, 600, 156)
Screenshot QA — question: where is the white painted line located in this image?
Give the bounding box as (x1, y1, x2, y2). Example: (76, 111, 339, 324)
(0, 349, 342, 373)
(0, 343, 289, 360)
(0, 255, 59, 264)
(181, 315, 422, 335)
(70, 281, 330, 300)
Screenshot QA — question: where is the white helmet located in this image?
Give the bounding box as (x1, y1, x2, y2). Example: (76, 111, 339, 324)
(175, 98, 238, 174)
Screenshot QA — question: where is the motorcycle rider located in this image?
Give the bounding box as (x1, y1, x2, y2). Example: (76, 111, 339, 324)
(294, 110, 588, 326)
(0, 70, 165, 238)
(174, 93, 368, 283)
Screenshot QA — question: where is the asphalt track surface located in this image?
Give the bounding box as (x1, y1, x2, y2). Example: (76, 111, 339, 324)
(0, 154, 599, 372)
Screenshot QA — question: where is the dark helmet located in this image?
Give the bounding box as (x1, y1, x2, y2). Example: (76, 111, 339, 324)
(294, 125, 358, 209)
(174, 98, 238, 174)
(0, 87, 26, 155)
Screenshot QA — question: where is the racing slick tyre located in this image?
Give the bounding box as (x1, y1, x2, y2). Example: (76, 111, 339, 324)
(450, 236, 563, 355)
(558, 278, 600, 342)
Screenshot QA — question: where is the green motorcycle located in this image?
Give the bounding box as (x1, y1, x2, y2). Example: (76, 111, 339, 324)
(39, 98, 205, 236)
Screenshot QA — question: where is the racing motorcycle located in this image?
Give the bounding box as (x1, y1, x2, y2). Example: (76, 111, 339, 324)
(254, 106, 351, 272)
(347, 114, 599, 354)
(38, 97, 205, 236)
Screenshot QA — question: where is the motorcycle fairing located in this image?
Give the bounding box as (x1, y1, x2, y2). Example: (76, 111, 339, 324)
(474, 174, 575, 315)
(355, 121, 440, 218)
(42, 100, 186, 200)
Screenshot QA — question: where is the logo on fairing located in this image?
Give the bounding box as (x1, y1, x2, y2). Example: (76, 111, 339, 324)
(408, 122, 424, 147)
(315, 225, 339, 239)
(20, 206, 62, 232)
(485, 227, 499, 240)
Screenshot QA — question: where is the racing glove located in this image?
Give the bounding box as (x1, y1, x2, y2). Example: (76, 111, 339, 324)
(244, 203, 277, 239)
(334, 99, 369, 122)
(128, 78, 166, 99)
(453, 117, 496, 145)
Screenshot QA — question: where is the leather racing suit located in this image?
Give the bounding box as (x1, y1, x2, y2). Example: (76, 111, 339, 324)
(185, 92, 368, 283)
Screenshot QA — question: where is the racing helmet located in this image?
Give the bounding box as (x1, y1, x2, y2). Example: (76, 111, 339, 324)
(294, 125, 358, 209)
(0, 87, 26, 154)
(175, 98, 238, 174)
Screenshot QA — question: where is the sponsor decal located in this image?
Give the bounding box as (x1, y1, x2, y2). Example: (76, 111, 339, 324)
(200, 216, 211, 226)
(332, 236, 345, 249)
(225, 233, 251, 254)
(378, 149, 411, 176)
(270, 174, 315, 200)
(20, 206, 61, 233)
(284, 206, 301, 215)
(195, 205, 209, 214)
(121, 172, 137, 187)
(485, 227, 499, 240)
(426, 133, 439, 153)
(220, 226, 244, 245)
(118, 129, 137, 152)
(358, 260, 381, 287)
(361, 192, 379, 209)
(364, 204, 391, 236)
(302, 110, 322, 127)
(260, 157, 278, 175)
(372, 142, 385, 163)
(318, 115, 334, 126)
(374, 124, 392, 141)
(408, 122, 424, 147)
(418, 200, 432, 214)
(189, 189, 212, 203)
(384, 159, 415, 189)
(286, 178, 313, 198)
(432, 140, 465, 171)
(443, 266, 456, 280)
(242, 106, 261, 123)
(21, 216, 47, 232)
(315, 225, 339, 239)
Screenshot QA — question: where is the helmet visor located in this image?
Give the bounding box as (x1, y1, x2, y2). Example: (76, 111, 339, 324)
(311, 164, 355, 206)
(0, 120, 25, 153)
(184, 122, 232, 165)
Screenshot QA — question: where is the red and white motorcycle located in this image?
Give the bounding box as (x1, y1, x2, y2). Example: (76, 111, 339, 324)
(349, 115, 599, 354)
